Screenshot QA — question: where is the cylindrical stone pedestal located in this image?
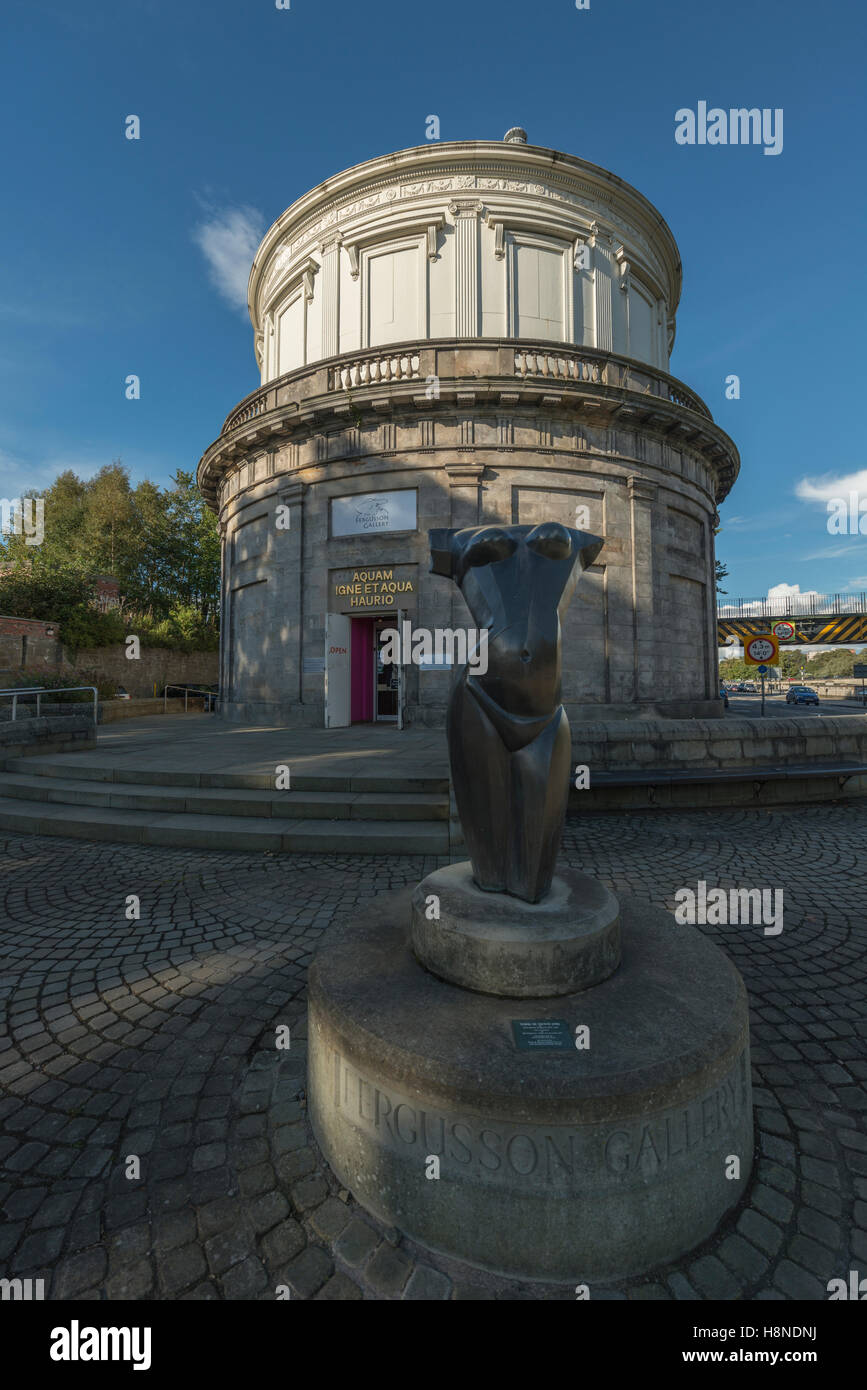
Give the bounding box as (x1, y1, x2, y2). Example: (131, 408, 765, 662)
(411, 863, 621, 998)
(308, 891, 753, 1281)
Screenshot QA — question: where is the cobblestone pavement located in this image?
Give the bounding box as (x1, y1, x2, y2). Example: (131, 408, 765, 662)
(1, 802, 865, 1300)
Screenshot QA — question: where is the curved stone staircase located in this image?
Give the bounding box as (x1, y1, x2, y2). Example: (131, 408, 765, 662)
(0, 748, 450, 855)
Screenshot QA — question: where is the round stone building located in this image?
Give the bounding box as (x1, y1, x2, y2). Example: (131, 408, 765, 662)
(197, 129, 739, 727)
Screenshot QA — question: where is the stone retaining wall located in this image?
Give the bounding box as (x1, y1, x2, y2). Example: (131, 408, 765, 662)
(571, 715, 867, 772)
(0, 714, 95, 759)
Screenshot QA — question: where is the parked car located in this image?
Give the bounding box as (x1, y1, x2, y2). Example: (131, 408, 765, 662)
(786, 686, 819, 705)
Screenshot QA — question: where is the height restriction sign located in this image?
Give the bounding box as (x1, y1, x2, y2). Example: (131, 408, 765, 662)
(772, 620, 796, 642)
(745, 635, 779, 665)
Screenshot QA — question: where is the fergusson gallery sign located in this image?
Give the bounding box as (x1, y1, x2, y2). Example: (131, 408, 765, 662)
(331, 490, 417, 538)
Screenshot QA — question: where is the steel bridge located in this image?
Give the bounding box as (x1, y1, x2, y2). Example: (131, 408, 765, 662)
(718, 593, 867, 646)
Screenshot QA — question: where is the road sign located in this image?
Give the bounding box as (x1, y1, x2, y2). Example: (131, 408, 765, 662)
(745, 635, 779, 665)
(855, 664, 867, 677)
(772, 620, 796, 642)
(757, 664, 769, 674)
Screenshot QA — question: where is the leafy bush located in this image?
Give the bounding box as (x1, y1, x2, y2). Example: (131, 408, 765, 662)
(6, 670, 117, 702)
(59, 607, 128, 651)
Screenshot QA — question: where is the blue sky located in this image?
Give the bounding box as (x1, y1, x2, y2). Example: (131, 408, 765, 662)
(1, 0, 865, 606)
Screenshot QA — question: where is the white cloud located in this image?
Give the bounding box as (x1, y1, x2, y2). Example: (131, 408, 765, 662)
(803, 543, 860, 560)
(192, 206, 264, 316)
(795, 469, 867, 505)
(718, 582, 827, 616)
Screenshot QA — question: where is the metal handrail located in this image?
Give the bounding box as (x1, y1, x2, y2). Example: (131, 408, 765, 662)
(163, 684, 218, 714)
(0, 685, 99, 726)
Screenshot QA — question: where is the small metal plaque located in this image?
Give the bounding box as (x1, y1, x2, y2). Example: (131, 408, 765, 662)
(511, 1020, 573, 1051)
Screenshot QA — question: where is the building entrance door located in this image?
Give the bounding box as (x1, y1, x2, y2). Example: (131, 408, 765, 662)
(374, 618, 399, 721)
(343, 615, 401, 724)
(350, 617, 374, 723)
(372, 622, 400, 728)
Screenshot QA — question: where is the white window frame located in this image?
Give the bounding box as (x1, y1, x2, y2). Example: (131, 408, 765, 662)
(505, 230, 574, 343)
(626, 277, 658, 367)
(361, 234, 428, 349)
(271, 257, 318, 375)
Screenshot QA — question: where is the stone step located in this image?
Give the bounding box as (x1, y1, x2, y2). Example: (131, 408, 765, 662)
(1, 756, 448, 796)
(0, 772, 448, 822)
(0, 796, 449, 854)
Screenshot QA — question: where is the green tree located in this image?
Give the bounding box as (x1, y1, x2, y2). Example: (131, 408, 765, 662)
(0, 460, 221, 646)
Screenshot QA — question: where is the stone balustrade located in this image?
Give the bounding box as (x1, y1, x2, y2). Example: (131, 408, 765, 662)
(223, 389, 275, 434)
(216, 339, 714, 444)
(513, 348, 602, 385)
(328, 353, 421, 392)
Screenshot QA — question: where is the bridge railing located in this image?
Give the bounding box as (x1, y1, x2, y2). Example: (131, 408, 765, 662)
(718, 593, 867, 617)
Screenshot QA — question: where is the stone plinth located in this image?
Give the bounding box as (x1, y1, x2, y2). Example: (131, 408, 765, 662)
(308, 890, 753, 1282)
(410, 863, 620, 998)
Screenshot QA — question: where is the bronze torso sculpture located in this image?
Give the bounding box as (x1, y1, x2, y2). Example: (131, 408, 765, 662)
(430, 522, 604, 903)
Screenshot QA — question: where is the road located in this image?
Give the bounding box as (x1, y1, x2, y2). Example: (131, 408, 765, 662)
(724, 692, 867, 718)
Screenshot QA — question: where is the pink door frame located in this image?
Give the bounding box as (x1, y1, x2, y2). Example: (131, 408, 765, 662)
(350, 617, 374, 723)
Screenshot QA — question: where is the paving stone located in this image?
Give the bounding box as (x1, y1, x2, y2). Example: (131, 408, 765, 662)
(315, 1271, 364, 1300)
(222, 1255, 269, 1299)
(788, 1233, 838, 1281)
(12, 1227, 65, 1272)
(403, 1264, 453, 1300)
(154, 1209, 197, 1254)
(260, 1218, 305, 1266)
(365, 1243, 413, 1298)
(31, 1190, 80, 1229)
(105, 1259, 154, 1300)
(335, 1217, 381, 1268)
(108, 1224, 151, 1271)
(308, 1196, 352, 1242)
(718, 1233, 770, 1283)
(801, 1181, 843, 1218)
(666, 1271, 700, 1300)
(751, 1182, 794, 1226)
(205, 1226, 253, 1276)
(278, 1246, 333, 1299)
(797, 1208, 841, 1250)
(158, 1243, 207, 1296)
(192, 1142, 227, 1172)
(291, 1175, 328, 1213)
(239, 1162, 276, 1198)
(246, 1191, 291, 1235)
(54, 1249, 107, 1299)
(773, 1260, 827, 1301)
(687, 1255, 742, 1301)
(3, 1187, 49, 1221)
(736, 1209, 785, 1258)
(181, 1281, 220, 1300)
(276, 1148, 316, 1183)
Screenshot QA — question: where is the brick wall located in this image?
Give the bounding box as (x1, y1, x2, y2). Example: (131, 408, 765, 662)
(0, 616, 58, 638)
(0, 634, 218, 697)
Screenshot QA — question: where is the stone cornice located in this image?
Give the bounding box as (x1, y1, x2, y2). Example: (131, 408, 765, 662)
(197, 340, 739, 513)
